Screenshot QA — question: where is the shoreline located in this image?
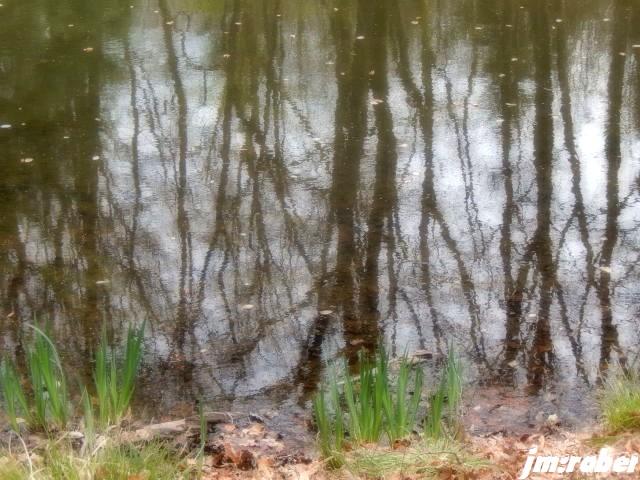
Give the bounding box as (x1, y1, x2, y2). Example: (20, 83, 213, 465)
(0, 386, 631, 480)
(2, 409, 635, 479)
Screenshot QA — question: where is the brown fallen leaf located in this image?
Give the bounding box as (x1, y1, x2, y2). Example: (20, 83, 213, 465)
(245, 423, 265, 437)
(237, 450, 256, 470)
(220, 423, 237, 434)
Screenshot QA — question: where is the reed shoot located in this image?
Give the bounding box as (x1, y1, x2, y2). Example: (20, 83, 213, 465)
(313, 345, 464, 466)
(0, 360, 29, 431)
(81, 387, 95, 450)
(425, 347, 463, 439)
(94, 323, 145, 427)
(383, 356, 424, 442)
(26, 325, 70, 431)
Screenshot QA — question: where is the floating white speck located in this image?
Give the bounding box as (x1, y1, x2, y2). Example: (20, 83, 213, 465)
(241, 304, 254, 310)
(95, 280, 110, 285)
(356, 35, 365, 40)
(546, 414, 559, 425)
(92, 155, 100, 161)
(20, 158, 33, 164)
(1, 124, 11, 129)
(319, 310, 333, 315)
(599, 266, 612, 274)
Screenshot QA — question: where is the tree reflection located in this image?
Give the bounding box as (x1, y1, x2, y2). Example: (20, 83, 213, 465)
(0, 0, 639, 418)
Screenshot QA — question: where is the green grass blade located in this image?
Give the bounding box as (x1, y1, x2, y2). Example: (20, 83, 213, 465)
(329, 367, 344, 451)
(93, 323, 145, 428)
(0, 360, 30, 431)
(81, 386, 95, 449)
(26, 325, 70, 430)
(313, 390, 331, 458)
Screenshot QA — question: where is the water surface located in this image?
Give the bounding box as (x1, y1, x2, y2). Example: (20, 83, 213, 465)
(1, 0, 640, 430)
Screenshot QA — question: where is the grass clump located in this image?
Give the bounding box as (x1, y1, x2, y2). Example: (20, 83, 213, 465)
(0, 322, 145, 435)
(425, 347, 462, 439)
(342, 348, 424, 445)
(384, 355, 424, 443)
(343, 438, 489, 479)
(600, 368, 640, 433)
(93, 442, 193, 479)
(314, 348, 424, 458)
(0, 439, 195, 480)
(313, 345, 462, 470)
(0, 457, 25, 480)
(94, 324, 145, 427)
(26, 325, 70, 431)
(342, 350, 388, 444)
(313, 367, 345, 466)
(0, 325, 70, 432)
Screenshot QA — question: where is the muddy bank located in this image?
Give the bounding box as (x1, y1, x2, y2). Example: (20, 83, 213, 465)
(2, 396, 637, 479)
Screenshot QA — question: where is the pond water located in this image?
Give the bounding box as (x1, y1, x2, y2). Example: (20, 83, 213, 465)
(1, 0, 639, 431)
